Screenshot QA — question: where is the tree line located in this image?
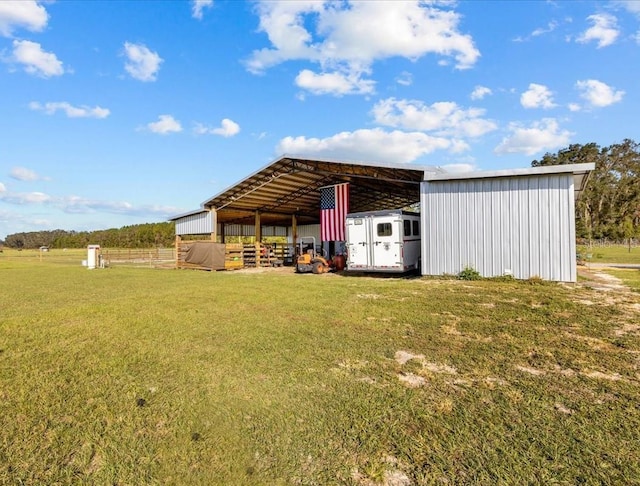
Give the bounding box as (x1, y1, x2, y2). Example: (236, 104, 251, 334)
(532, 138, 639, 241)
(2, 222, 176, 249)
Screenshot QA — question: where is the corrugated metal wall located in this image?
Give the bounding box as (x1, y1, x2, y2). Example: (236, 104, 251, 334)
(176, 215, 319, 242)
(175, 211, 213, 236)
(295, 224, 320, 241)
(420, 174, 576, 282)
(223, 225, 289, 237)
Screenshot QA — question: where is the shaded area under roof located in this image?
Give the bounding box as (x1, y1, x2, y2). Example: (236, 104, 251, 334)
(173, 155, 444, 227)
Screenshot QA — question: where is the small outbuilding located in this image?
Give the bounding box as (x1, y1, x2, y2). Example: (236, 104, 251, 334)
(421, 163, 594, 282)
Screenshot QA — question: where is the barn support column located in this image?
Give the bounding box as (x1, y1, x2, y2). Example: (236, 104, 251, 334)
(210, 208, 217, 242)
(220, 223, 226, 244)
(255, 211, 261, 267)
(291, 214, 298, 244)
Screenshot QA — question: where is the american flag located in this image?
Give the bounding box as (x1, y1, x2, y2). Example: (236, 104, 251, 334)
(320, 183, 349, 242)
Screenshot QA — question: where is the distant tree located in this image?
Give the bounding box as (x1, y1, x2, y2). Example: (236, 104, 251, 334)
(621, 217, 636, 252)
(4, 222, 176, 249)
(532, 139, 640, 240)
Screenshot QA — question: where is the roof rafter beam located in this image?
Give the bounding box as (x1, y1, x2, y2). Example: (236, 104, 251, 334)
(290, 161, 422, 186)
(256, 175, 335, 214)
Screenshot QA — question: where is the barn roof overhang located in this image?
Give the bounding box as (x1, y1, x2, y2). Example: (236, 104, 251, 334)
(175, 155, 444, 227)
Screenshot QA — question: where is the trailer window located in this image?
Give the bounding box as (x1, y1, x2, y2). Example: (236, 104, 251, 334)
(377, 223, 392, 237)
(412, 220, 420, 236)
(404, 220, 411, 237)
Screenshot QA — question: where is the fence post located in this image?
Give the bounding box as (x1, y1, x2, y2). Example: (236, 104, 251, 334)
(175, 235, 181, 269)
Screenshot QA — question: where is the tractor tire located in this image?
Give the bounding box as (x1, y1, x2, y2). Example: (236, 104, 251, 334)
(312, 261, 326, 274)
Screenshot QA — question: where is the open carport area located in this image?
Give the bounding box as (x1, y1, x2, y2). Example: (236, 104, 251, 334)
(170, 155, 443, 270)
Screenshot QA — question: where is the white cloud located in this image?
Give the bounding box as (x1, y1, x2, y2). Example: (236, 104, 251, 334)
(0, 182, 6, 192)
(0, 0, 48, 37)
(616, 0, 640, 15)
(440, 163, 476, 173)
(531, 20, 559, 38)
(576, 13, 619, 48)
(145, 115, 183, 135)
(470, 85, 492, 100)
(372, 98, 497, 138)
(568, 103, 581, 112)
(277, 128, 460, 164)
(516, 20, 559, 42)
(295, 69, 375, 96)
(29, 101, 110, 119)
(60, 198, 180, 217)
(192, 0, 213, 20)
(246, 1, 479, 95)
(194, 118, 240, 137)
(10, 166, 44, 181)
(123, 42, 163, 82)
(396, 71, 413, 86)
(10, 39, 64, 77)
(0, 190, 51, 204)
(0, 186, 180, 217)
(520, 83, 556, 109)
(575, 79, 624, 108)
(494, 118, 573, 156)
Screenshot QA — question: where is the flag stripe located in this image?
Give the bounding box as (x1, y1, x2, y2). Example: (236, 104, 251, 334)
(320, 183, 349, 241)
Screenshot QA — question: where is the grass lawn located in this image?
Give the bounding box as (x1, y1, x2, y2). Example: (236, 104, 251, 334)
(578, 244, 640, 264)
(1, 257, 639, 484)
(601, 268, 640, 293)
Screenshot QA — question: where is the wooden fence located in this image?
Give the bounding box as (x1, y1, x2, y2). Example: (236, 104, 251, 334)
(578, 238, 639, 247)
(102, 248, 175, 267)
(175, 240, 293, 271)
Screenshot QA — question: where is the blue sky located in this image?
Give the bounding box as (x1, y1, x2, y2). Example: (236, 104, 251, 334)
(1, 0, 639, 240)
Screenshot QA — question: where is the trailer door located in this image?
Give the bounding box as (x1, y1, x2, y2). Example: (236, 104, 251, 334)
(346, 216, 371, 269)
(371, 216, 402, 270)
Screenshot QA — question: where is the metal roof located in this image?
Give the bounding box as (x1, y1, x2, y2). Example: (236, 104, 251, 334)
(172, 155, 444, 226)
(424, 162, 595, 198)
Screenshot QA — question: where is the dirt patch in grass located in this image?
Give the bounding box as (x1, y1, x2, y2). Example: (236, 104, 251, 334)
(614, 323, 640, 336)
(515, 365, 546, 376)
(394, 350, 424, 365)
(397, 373, 426, 388)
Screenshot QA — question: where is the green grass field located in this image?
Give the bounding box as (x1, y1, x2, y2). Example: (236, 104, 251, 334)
(602, 268, 640, 293)
(1, 253, 639, 484)
(578, 244, 640, 264)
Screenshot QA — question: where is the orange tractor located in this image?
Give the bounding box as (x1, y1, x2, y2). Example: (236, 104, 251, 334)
(295, 237, 332, 274)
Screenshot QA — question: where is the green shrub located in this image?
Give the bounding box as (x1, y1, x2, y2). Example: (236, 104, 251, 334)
(457, 266, 481, 280)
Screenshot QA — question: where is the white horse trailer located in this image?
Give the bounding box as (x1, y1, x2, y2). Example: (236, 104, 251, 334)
(345, 210, 421, 273)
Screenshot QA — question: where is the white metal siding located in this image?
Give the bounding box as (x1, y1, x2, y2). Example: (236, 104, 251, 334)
(176, 217, 312, 240)
(295, 224, 321, 240)
(175, 211, 213, 236)
(224, 224, 256, 237)
(420, 174, 576, 282)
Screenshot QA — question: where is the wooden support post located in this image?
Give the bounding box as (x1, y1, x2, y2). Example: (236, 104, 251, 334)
(210, 208, 217, 242)
(292, 213, 298, 246)
(255, 211, 261, 267)
(175, 234, 181, 269)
